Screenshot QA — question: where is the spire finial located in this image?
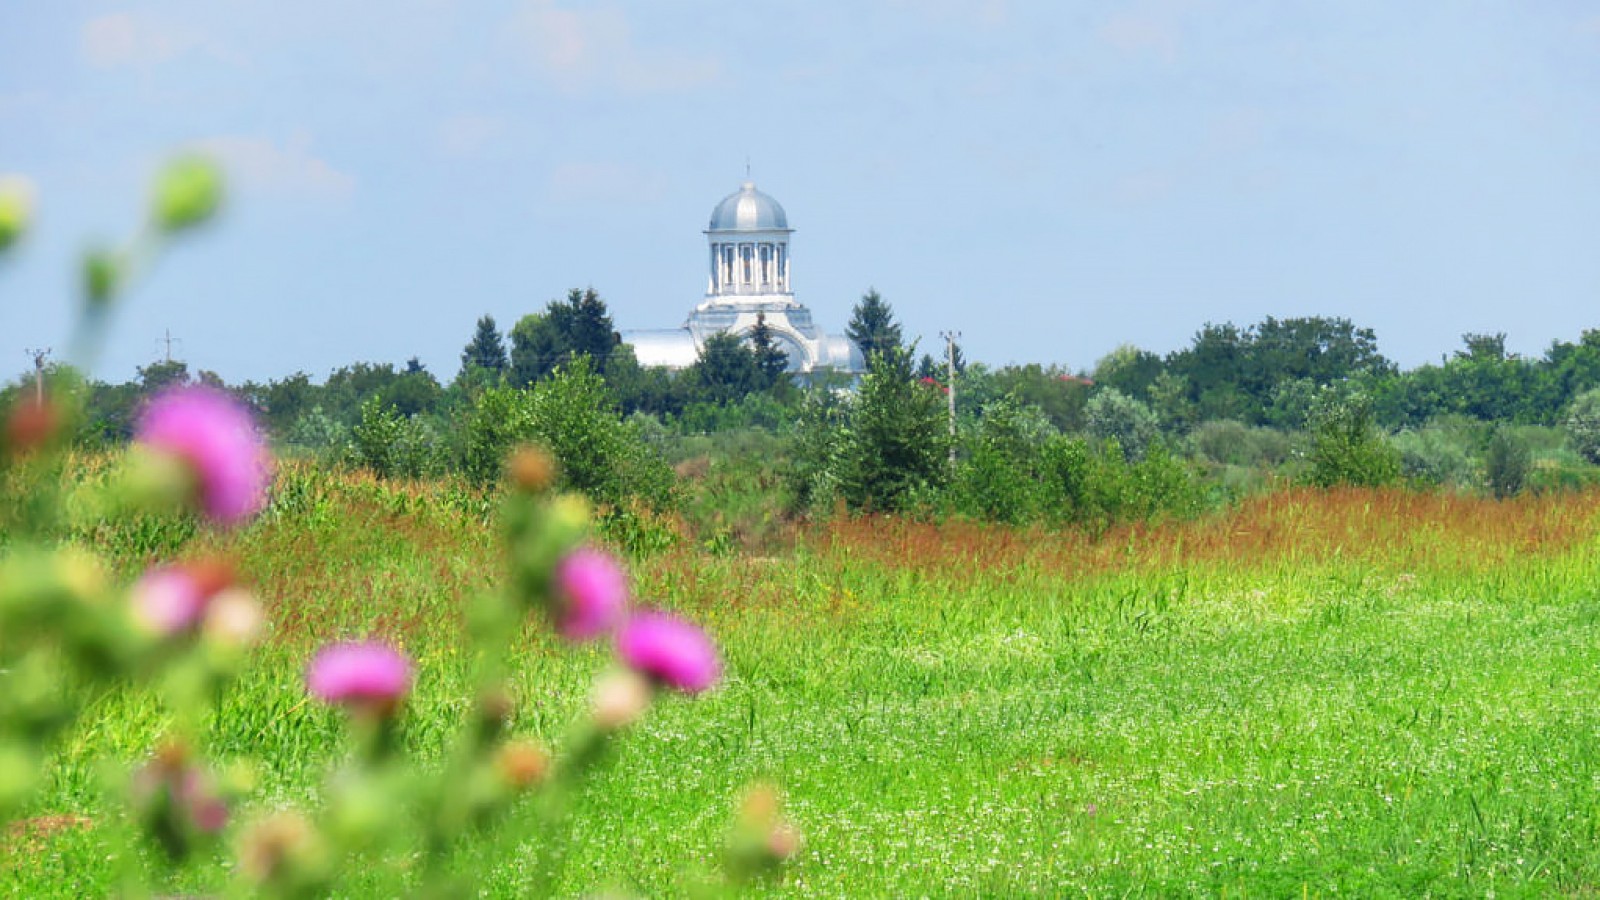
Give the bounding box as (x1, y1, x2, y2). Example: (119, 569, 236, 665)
(745, 156, 751, 180)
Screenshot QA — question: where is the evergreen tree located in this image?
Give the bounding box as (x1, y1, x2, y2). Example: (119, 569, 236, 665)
(689, 332, 761, 404)
(510, 288, 619, 384)
(747, 313, 790, 389)
(846, 288, 902, 362)
(460, 315, 507, 377)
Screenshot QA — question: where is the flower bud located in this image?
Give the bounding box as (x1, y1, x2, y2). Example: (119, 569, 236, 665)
(495, 741, 550, 791)
(238, 811, 324, 887)
(202, 587, 265, 649)
(508, 445, 557, 493)
(152, 156, 223, 233)
(590, 669, 652, 731)
(0, 175, 33, 253)
(82, 248, 121, 309)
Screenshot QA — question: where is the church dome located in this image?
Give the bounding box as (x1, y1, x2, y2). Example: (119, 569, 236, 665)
(708, 181, 789, 231)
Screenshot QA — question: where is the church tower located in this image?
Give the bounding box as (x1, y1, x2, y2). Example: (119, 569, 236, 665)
(623, 179, 861, 373)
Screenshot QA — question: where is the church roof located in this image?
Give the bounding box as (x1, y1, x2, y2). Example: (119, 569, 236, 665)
(707, 181, 789, 232)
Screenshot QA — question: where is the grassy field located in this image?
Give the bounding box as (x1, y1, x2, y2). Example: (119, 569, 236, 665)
(8, 470, 1600, 896)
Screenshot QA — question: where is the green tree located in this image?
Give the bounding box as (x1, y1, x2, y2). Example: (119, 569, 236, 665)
(845, 288, 902, 362)
(1564, 387, 1600, 465)
(460, 315, 507, 378)
(689, 332, 761, 405)
(1085, 388, 1160, 461)
(1484, 427, 1531, 499)
(510, 288, 620, 384)
(460, 358, 674, 510)
(137, 359, 190, 393)
(747, 313, 790, 390)
(1304, 390, 1400, 488)
(837, 346, 950, 511)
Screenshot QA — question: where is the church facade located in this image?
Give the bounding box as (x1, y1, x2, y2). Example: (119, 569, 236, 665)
(623, 181, 863, 373)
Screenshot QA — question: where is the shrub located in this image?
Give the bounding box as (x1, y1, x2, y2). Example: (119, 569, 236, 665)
(461, 358, 676, 511)
(1484, 427, 1531, 499)
(1304, 390, 1400, 488)
(1565, 388, 1600, 464)
(1085, 388, 1159, 461)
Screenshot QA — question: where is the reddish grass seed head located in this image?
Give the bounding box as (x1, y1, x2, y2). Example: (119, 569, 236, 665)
(553, 548, 629, 641)
(135, 385, 272, 525)
(616, 612, 721, 694)
(306, 641, 412, 710)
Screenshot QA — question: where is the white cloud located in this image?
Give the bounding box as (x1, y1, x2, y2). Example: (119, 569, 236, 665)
(191, 133, 354, 199)
(80, 12, 239, 69)
(546, 162, 666, 205)
(435, 114, 506, 158)
(1098, 10, 1182, 61)
(507, 1, 719, 94)
(890, 0, 1008, 28)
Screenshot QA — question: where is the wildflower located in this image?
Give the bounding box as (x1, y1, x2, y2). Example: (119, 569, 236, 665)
(131, 567, 208, 636)
(136, 385, 271, 524)
(552, 548, 628, 640)
(616, 612, 721, 694)
(0, 174, 33, 252)
(306, 641, 412, 712)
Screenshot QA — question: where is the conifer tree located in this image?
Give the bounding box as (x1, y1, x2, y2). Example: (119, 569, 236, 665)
(846, 289, 902, 362)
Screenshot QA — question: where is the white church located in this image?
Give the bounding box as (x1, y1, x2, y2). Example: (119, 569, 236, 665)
(623, 180, 864, 374)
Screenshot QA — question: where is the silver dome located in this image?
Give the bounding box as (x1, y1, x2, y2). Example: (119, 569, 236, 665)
(707, 181, 789, 231)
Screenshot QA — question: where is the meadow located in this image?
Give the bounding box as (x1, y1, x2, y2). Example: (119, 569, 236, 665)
(8, 467, 1600, 896)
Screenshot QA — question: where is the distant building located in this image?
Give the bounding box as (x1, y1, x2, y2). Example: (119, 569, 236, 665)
(623, 181, 863, 373)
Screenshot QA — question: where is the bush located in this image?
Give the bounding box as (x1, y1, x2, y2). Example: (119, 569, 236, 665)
(1305, 390, 1400, 488)
(1564, 388, 1600, 465)
(1391, 426, 1476, 488)
(1485, 428, 1531, 499)
(1085, 388, 1159, 461)
(348, 396, 441, 479)
(460, 358, 676, 511)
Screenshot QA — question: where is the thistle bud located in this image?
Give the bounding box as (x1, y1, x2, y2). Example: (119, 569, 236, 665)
(590, 669, 651, 731)
(153, 156, 223, 233)
(495, 741, 550, 791)
(0, 175, 33, 253)
(82, 248, 121, 309)
(508, 445, 557, 493)
(5, 395, 60, 455)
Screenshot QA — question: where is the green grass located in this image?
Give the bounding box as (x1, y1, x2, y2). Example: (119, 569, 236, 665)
(8, 474, 1600, 896)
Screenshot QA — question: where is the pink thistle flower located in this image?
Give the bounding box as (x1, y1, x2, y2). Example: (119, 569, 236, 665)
(136, 385, 272, 525)
(616, 612, 721, 694)
(306, 641, 412, 710)
(131, 566, 208, 636)
(552, 548, 628, 641)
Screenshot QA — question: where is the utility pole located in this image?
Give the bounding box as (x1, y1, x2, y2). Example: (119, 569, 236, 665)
(158, 329, 181, 363)
(941, 330, 960, 467)
(24, 348, 49, 405)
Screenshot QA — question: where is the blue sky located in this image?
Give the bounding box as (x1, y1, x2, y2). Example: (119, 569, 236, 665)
(3, 1, 1599, 384)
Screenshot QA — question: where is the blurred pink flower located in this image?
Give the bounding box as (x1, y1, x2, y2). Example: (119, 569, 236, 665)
(306, 641, 412, 709)
(131, 566, 207, 636)
(616, 612, 721, 694)
(553, 548, 628, 640)
(136, 385, 271, 524)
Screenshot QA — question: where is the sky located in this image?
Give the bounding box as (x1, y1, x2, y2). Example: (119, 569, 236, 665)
(2, 1, 1599, 385)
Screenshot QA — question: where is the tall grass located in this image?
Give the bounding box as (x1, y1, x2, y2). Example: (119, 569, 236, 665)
(9, 470, 1600, 895)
